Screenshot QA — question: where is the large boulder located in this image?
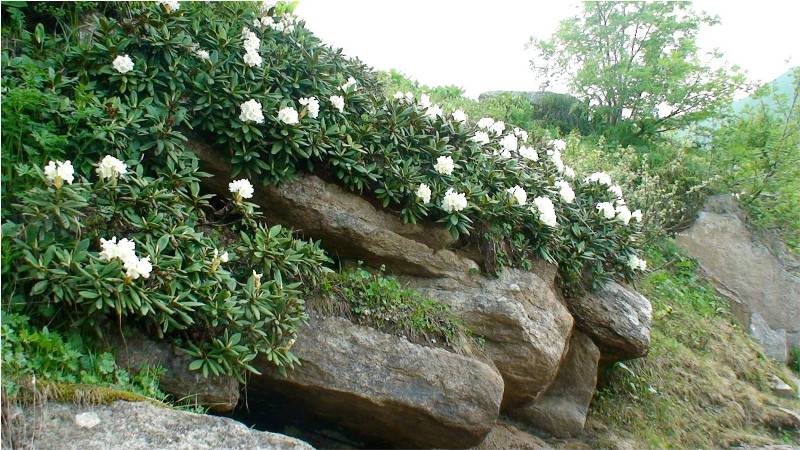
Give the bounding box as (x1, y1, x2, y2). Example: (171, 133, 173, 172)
(113, 334, 239, 413)
(676, 194, 800, 362)
(566, 281, 652, 361)
(750, 313, 789, 363)
(250, 315, 504, 449)
(190, 140, 479, 280)
(472, 420, 549, 450)
(509, 331, 600, 437)
(5, 401, 312, 450)
(408, 266, 573, 410)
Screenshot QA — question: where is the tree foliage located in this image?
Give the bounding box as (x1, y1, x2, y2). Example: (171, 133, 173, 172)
(531, 2, 746, 143)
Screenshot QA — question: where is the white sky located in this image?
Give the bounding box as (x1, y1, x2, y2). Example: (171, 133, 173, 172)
(295, 0, 799, 99)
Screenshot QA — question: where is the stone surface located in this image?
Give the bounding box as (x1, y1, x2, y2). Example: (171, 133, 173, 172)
(510, 331, 600, 437)
(8, 401, 313, 450)
(408, 266, 574, 410)
(566, 281, 652, 360)
(191, 140, 478, 280)
(762, 407, 800, 430)
(676, 194, 800, 361)
(113, 334, 239, 412)
(768, 375, 797, 399)
(472, 421, 549, 449)
(250, 315, 504, 449)
(750, 313, 789, 364)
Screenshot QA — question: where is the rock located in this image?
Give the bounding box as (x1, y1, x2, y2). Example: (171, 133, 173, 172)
(762, 407, 800, 430)
(190, 140, 478, 280)
(676, 194, 800, 362)
(251, 315, 504, 449)
(510, 331, 600, 437)
(9, 401, 313, 450)
(750, 313, 789, 364)
(74, 411, 101, 429)
(472, 421, 549, 449)
(768, 375, 797, 399)
(408, 266, 574, 410)
(113, 334, 239, 412)
(565, 281, 652, 360)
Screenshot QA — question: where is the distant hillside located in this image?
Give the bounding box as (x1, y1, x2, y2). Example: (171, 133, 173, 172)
(733, 67, 799, 113)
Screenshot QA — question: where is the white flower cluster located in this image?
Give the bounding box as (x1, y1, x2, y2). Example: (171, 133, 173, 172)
(44, 160, 75, 188)
(452, 109, 467, 123)
(471, 131, 490, 145)
(330, 95, 345, 113)
(393, 91, 415, 103)
(555, 180, 575, 203)
(239, 99, 265, 124)
(156, 0, 180, 13)
(241, 27, 262, 67)
(228, 178, 255, 200)
(96, 155, 127, 181)
(299, 97, 320, 119)
(518, 146, 538, 161)
(628, 254, 647, 271)
(278, 106, 299, 125)
(586, 171, 612, 186)
(506, 185, 527, 206)
(416, 183, 432, 204)
(425, 104, 443, 119)
(260, 0, 279, 13)
(434, 156, 455, 175)
(112, 55, 134, 74)
(596, 201, 616, 219)
(99, 237, 153, 280)
(341, 76, 357, 92)
(441, 188, 468, 213)
(533, 196, 558, 227)
(190, 44, 210, 61)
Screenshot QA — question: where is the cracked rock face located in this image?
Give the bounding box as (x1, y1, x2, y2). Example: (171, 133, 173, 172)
(566, 281, 652, 361)
(251, 315, 504, 449)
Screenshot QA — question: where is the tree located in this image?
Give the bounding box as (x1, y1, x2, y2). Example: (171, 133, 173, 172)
(530, 2, 745, 142)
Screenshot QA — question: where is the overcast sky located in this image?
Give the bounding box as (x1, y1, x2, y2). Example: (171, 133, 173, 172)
(295, 1, 799, 99)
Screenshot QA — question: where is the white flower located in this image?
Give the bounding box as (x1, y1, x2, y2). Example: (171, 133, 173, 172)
(425, 104, 443, 119)
(608, 184, 623, 199)
(298, 97, 320, 119)
(405, 91, 414, 102)
(550, 149, 565, 173)
(555, 180, 575, 203)
(259, 16, 274, 29)
(441, 188, 467, 213)
(596, 202, 616, 219)
(628, 254, 647, 271)
(112, 55, 134, 74)
(239, 99, 264, 124)
(329, 95, 345, 113)
(393, 91, 404, 100)
(416, 183, 432, 204)
(419, 94, 431, 108)
(549, 139, 567, 151)
(213, 248, 230, 264)
(156, 0, 180, 12)
(506, 185, 527, 206)
(278, 106, 299, 125)
(518, 146, 538, 161)
(477, 117, 495, 130)
(194, 48, 210, 61)
(513, 128, 528, 142)
(341, 76, 357, 91)
(452, 109, 467, 122)
(533, 196, 558, 227)
(434, 156, 455, 175)
(241, 27, 260, 52)
(471, 131, 490, 145)
(96, 155, 127, 180)
(490, 121, 506, 135)
(243, 49, 263, 67)
(99, 237, 137, 263)
(124, 255, 153, 280)
(616, 204, 632, 225)
(260, 0, 278, 12)
(228, 178, 255, 199)
(586, 172, 612, 186)
(564, 166, 575, 178)
(499, 134, 518, 152)
(631, 209, 643, 223)
(44, 160, 75, 187)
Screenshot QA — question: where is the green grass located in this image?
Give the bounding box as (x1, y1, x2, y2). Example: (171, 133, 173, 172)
(311, 266, 479, 354)
(585, 240, 800, 449)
